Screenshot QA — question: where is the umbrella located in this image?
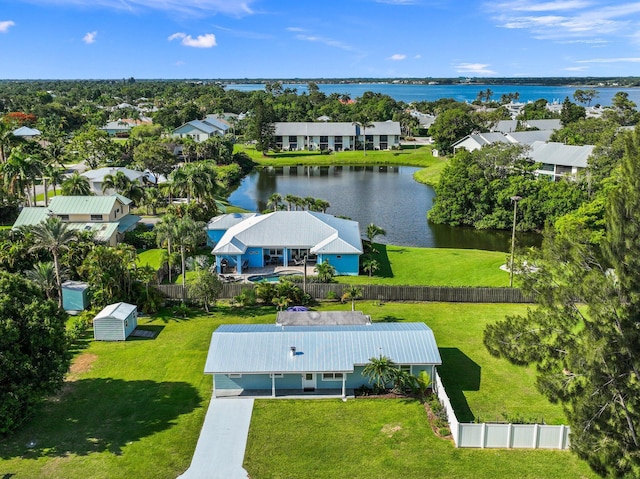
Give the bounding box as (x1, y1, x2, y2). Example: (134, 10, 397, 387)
(286, 306, 310, 312)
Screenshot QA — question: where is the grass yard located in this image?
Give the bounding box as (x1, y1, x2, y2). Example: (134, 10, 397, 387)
(338, 244, 510, 287)
(0, 302, 595, 478)
(245, 399, 596, 479)
(237, 143, 443, 169)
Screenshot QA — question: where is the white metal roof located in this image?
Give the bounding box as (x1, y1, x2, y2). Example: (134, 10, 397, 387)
(94, 302, 137, 321)
(529, 141, 594, 168)
(212, 211, 363, 255)
(82, 167, 145, 182)
(204, 323, 442, 374)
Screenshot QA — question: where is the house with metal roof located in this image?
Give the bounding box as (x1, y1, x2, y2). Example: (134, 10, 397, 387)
(12, 126, 42, 139)
(529, 141, 594, 180)
(81, 167, 146, 195)
(172, 114, 230, 142)
(206, 212, 259, 246)
(274, 121, 401, 151)
(204, 322, 442, 398)
(211, 211, 363, 275)
(12, 195, 140, 246)
(452, 132, 514, 153)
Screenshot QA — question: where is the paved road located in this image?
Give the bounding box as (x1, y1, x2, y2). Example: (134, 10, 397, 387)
(177, 398, 254, 479)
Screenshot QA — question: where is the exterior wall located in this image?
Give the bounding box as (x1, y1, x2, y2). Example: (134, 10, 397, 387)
(94, 311, 137, 341)
(318, 253, 360, 276)
(94, 318, 125, 341)
(245, 247, 264, 268)
(62, 285, 89, 311)
(207, 230, 226, 246)
(65, 202, 124, 223)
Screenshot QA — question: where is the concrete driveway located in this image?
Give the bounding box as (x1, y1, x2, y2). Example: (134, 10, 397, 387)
(177, 398, 254, 479)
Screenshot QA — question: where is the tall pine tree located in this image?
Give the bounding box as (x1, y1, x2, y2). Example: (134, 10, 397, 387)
(484, 126, 640, 477)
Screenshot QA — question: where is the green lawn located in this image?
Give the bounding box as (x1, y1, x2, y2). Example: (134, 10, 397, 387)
(0, 302, 596, 478)
(237, 143, 444, 168)
(245, 399, 595, 479)
(338, 244, 510, 287)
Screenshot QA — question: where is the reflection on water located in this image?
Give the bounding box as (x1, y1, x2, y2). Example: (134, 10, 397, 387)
(227, 165, 541, 252)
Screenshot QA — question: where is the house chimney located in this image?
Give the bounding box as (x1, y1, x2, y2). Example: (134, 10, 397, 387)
(290, 346, 296, 357)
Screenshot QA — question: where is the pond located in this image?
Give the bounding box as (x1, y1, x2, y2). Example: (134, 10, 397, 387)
(227, 165, 541, 252)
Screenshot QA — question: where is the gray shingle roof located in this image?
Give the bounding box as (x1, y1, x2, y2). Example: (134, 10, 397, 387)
(204, 322, 442, 374)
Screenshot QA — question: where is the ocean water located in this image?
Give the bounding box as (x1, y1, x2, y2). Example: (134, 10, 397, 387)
(225, 82, 640, 107)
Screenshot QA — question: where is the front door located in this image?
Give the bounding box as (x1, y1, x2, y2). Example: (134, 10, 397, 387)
(302, 373, 316, 391)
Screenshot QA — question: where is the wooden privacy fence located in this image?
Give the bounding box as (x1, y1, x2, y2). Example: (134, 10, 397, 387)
(433, 371, 570, 449)
(156, 283, 533, 303)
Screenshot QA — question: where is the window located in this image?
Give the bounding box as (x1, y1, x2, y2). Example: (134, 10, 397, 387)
(58, 215, 69, 221)
(91, 214, 103, 221)
(288, 135, 297, 143)
(228, 373, 242, 378)
(399, 365, 411, 373)
(270, 373, 283, 378)
(322, 372, 344, 381)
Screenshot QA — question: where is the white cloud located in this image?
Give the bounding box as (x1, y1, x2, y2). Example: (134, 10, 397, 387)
(294, 33, 356, 52)
(577, 57, 640, 63)
(491, 1, 592, 12)
(83, 31, 97, 44)
(168, 32, 217, 48)
(286, 27, 305, 32)
(19, 0, 255, 16)
(0, 20, 15, 33)
(565, 66, 589, 71)
(454, 63, 497, 75)
(491, 1, 640, 41)
(389, 53, 406, 61)
(414, 54, 422, 59)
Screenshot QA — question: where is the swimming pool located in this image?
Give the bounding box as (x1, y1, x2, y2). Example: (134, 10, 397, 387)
(247, 270, 302, 283)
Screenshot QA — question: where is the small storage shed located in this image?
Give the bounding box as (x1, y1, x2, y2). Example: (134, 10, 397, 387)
(62, 281, 90, 312)
(93, 302, 138, 341)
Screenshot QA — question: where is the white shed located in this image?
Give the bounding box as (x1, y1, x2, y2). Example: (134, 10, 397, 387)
(93, 302, 138, 341)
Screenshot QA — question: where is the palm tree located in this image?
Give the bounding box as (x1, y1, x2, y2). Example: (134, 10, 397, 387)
(267, 193, 283, 212)
(43, 165, 66, 206)
(61, 171, 92, 196)
(362, 355, 397, 392)
(28, 217, 79, 308)
(313, 199, 330, 213)
(101, 170, 131, 194)
(143, 187, 165, 215)
(2, 148, 32, 204)
(314, 260, 336, 283)
(342, 286, 363, 311)
(366, 223, 387, 243)
(362, 258, 379, 277)
(284, 194, 297, 211)
(170, 162, 217, 204)
(155, 214, 179, 283)
(353, 118, 374, 156)
(25, 261, 59, 301)
(175, 215, 206, 301)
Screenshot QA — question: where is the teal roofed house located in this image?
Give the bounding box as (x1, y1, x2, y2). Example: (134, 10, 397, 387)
(12, 195, 140, 246)
(204, 319, 442, 398)
(211, 211, 363, 275)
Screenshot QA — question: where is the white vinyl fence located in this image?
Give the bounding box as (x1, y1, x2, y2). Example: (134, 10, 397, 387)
(433, 371, 570, 449)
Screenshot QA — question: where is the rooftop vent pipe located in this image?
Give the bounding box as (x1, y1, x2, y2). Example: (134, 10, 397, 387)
(290, 346, 296, 357)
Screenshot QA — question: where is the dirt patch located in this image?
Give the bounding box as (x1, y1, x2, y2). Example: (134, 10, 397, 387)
(381, 423, 403, 437)
(66, 353, 98, 381)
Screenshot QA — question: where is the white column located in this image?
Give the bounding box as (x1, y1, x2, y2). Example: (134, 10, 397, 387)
(341, 375, 346, 398)
(558, 425, 565, 449)
(533, 424, 540, 448)
(507, 423, 513, 448)
(212, 375, 217, 399)
(272, 374, 276, 398)
(481, 422, 487, 448)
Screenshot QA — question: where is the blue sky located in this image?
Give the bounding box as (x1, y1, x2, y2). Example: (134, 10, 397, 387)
(2, 0, 640, 79)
